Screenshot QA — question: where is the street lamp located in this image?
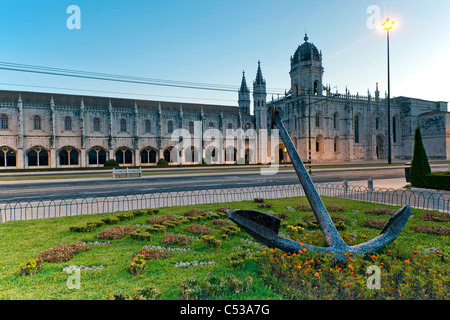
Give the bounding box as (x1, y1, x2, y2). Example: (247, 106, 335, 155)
(381, 18, 397, 164)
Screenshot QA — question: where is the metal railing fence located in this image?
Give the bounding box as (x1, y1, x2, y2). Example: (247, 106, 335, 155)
(1, 183, 449, 223)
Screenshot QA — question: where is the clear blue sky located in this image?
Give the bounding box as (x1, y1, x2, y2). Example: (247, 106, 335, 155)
(0, 0, 449, 108)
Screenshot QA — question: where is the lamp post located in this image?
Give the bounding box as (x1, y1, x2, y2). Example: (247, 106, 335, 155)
(382, 18, 396, 164)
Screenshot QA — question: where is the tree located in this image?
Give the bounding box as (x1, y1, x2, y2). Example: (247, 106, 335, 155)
(410, 127, 431, 188)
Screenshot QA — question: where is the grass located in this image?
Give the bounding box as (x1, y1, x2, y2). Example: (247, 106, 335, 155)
(0, 196, 448, 300)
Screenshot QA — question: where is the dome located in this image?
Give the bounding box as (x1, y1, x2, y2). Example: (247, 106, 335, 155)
(292, 34, 321, 64)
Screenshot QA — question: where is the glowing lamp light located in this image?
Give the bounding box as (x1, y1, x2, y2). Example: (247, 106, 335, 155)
(381, 18, 397, 31)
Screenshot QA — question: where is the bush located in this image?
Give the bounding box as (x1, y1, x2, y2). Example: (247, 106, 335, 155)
(411, 225, 450, 236)
(297, 204, 312, 212)
(420, 211, 450, 222)
(363, 219, 387, 230)
(129, 254, 146, 275)
(187, 224, 214, 235)
(422, 173, 450, 191)
(135, 248, 170, 260)
(38, 242, 91, 263)
(19, 257, 43, 276)
(327, 205, 345, 212)
(201, 235, 222, 248)
(157, 158, 169, 166)
(101, 217, 120, 225)
(117, 213, 134, 221)
(95, 225, 136, 240)
(104, 159, 119, 168)
(148, 215, 177, 224)
(130, 230, 152, 241)
(70, 221, 104, 233)
(160, 233, 192, 246)
(410, 127, 432, 188)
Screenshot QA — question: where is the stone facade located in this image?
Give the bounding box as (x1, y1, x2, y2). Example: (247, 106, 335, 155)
(266, 35, 449, 163)
(0, 34, 448, 169)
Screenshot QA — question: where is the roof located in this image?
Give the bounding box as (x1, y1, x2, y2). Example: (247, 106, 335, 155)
(0, 89, 247, 115)
(291, 34, 321, 64)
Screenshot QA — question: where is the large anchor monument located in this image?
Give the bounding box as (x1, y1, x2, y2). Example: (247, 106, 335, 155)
(227, 105, 411, 260)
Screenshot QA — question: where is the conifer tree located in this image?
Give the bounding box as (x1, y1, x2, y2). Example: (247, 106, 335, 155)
(410, 127, 431, 188)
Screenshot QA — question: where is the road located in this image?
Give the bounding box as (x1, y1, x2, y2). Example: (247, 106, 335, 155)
(0, 165, 418, 202)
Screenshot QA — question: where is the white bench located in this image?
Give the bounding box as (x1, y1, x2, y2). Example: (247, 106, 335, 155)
(112, 167, 142, 178)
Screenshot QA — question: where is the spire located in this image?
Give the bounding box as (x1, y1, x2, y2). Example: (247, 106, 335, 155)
(254, 60, 266, 87)
(304, 33, 309, 42)
(239, 71, 249, 93)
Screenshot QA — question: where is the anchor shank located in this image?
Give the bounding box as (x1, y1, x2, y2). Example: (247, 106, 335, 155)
(273, 108, 346, 248)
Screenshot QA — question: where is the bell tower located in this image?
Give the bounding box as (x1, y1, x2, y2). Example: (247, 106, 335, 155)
(253, 61, 267, 130)
(290, 34, 324, 96)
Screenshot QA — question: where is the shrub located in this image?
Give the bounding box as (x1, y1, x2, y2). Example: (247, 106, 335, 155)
(104, 159, 119, 168)
(95, 226, 136, 240)
(130, 230, 152, 241)
(146, 224, 167, 233)
(410, 127, 432, 188)
(297, 204, 312, 211)
(212, 219, 234, 228)
(135, 248, 170, 260)
(254, 198, 264, 203)
(181, 277, 202, 300)
(327, 205, 345, 212)
(101, 217, 120, 225)
(184, 210, 207, 217)
(117, 213, 134, 221)
(134, 287, 161, 300)
(229, 251, 255, 269)
(38, 242, 91, 263)
(363, 219, 387, 230)
(364, 208, 396, 216)
(201, 235, 222, 248)
(411, 225, 450, 236)
(129, 254, 146, 275)
(148, 215, 177, 224)
(420, 211, 450, 222)
(258, 203, 272, 209)
(157, 158, 169, 166)
(69, 221, 104, 233)
(19, 257, 43, 276)
(131, 209, 147, 217)
(161, 233, 192, 246)
(187, 224, 214, 235)
(423, 173, 450, 191)
(220, 225, 241, 238)
(146, 208, 160, 215)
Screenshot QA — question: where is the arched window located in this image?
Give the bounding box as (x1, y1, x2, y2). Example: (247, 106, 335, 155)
(333, 112, 339, 130)
(59, 148, 79, 166)
(185, 146, 200, 163)
(314, 81, 319, 95)
(334, 136, 340, 153)
(0, 114, 8, 130)
(120, 119, 127, 132)
(27, 147, 48, 167)
(88, 148, 107, 165)
(167, 121, 173, 134)
(93, 118, 101, 132)
(164, 148, 172, 162)
(227, 123, 233, 130)
(145, 120, 151, 133)
(188, 122, 195, 134)
(243, 122, 251, 130)
(0, 147, 16, 167)
(33, 116, 41, 130)
(315, 112, 322, 128)
(375, 117, 380, 130)
(295, 84, 299, 97)
(115, 148, 133, 164)
(141, 148, 157, 164)
(315, 135, 324, 153)
(64, 117, 72, 131)
(208, 122, 214, 129)
(354, 115, 360, 144)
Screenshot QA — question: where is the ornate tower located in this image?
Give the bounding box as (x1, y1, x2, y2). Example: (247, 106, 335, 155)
(253, 61, 267, 130)
(290, 34, 324, 97)
(238, 71, 251, 114)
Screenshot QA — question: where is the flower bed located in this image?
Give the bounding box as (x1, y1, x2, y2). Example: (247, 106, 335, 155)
(38, 242, 92, 263)
(95, 225, 136, 240)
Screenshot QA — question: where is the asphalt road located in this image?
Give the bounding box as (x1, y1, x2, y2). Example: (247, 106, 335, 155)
(0, 166, 415, 202)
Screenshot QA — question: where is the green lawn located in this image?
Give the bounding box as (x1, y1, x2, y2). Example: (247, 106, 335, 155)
(0, 196, 448, 300)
